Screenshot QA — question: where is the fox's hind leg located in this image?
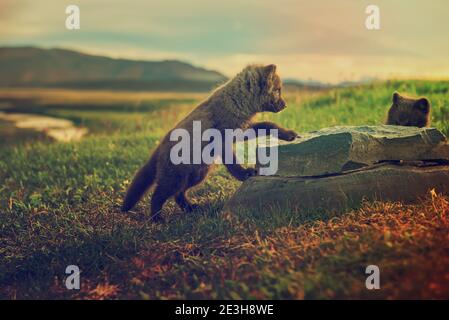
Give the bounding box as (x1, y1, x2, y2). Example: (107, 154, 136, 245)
(151, 178, 182, 222)
(175, 192, 199, 213)
(175, 165, 209, 213)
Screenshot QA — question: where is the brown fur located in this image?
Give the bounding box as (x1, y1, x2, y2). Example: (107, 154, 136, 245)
(386, 92, 431, 127)
(122, 64, 297, 222)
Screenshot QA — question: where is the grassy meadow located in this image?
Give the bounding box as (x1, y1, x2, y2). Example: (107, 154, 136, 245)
(1, 80, 449, 299)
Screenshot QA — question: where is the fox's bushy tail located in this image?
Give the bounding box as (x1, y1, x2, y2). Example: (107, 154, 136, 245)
(121, 148, 159, 212)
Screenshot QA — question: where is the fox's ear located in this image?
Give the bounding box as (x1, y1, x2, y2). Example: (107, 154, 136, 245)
(392, 92, 401, 104)
(415, 98, 430, 114)
(264, 64, 277, 76)
(259, 65, 276, 90)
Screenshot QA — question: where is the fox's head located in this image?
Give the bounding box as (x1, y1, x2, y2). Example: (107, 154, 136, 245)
(257, 64, 286, 113)
(387, 92, 431, 127)
(238, 64, 286, 114)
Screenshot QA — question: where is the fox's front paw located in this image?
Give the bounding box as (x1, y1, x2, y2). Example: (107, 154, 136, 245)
(241, 167, 258, 181)
(281, 129, 299, 141)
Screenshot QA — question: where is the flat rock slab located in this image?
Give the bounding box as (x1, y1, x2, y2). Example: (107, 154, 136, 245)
(258, 125, 449, 177)
(225, 164, 449, 215)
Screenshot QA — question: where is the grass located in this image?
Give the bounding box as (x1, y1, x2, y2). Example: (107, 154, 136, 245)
(0, 80, 448, 299)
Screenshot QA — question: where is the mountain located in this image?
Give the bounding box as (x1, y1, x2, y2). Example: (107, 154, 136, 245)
(0, 47, 227, 91)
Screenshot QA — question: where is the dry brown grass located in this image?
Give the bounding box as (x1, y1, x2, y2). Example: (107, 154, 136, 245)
(61, 193, 449, 300)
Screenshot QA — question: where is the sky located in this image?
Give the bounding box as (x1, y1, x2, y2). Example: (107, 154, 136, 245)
(1, 0, 449, 83)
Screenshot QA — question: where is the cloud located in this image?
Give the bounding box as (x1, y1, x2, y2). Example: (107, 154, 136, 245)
(1, 0, 449, 82)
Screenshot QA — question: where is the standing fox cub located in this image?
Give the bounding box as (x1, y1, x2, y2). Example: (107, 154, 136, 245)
(122, 64, 297, 221)
(386, 92, 431, 127)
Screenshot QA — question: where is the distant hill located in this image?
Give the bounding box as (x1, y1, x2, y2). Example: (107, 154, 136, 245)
(0, 47, 227, 91)
(284, 78, 332, 90)
(284, 77, 377, 90)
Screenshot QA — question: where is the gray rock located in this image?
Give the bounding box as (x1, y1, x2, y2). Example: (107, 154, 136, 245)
(226, 126, 449, 215)
(225, 164, 449, 215)
(258, 125, 449, 177)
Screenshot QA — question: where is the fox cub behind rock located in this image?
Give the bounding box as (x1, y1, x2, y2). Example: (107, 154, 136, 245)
(387, 92, 431, 127)
(122, 64, 297, 222)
